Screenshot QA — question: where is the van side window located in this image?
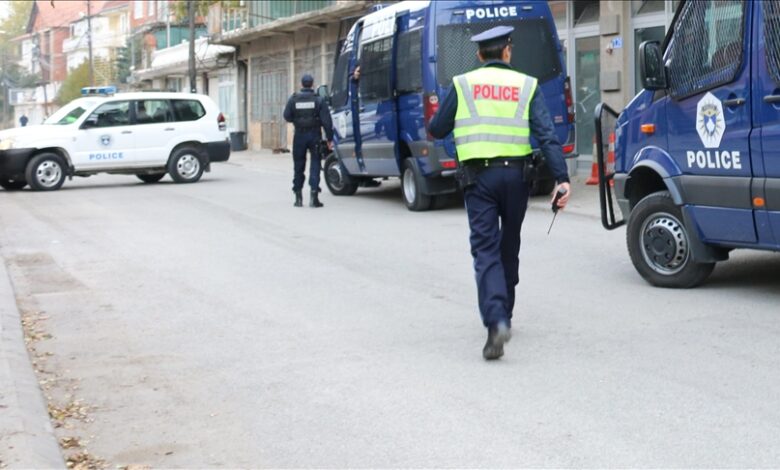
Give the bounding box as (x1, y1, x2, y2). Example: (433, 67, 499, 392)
(667, 0, 745, 99)
(88, 101, 131, 128)
(359, 37, 393, 102)
(331, 52, 350, 109)
(763, 0, 780, 83)
(396, 29, 422, 94)
(171, 100, 206, 121)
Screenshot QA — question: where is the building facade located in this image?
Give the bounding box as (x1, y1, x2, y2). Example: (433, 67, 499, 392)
(210, 0, 370, 151)
(209, 0, 682, 156)
(552, 0, 680, 170)
(13, 0, 86, 125)
(63, 1, 130, 84)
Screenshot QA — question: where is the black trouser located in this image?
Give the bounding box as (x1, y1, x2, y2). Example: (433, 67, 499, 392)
(462, 160, 531, 328)
(292, 130, 321, 192)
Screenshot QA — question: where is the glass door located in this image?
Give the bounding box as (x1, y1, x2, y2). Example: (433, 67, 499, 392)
(574, 35, 600, 157)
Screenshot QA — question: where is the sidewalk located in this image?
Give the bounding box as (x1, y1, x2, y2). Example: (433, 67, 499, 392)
(0, 254, 63, 468)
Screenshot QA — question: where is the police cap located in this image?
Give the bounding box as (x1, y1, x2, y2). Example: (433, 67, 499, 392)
(470, 25, 514, 48)
(301, 74, 314, 88)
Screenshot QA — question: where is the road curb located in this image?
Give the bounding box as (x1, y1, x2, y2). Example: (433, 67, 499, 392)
(0, 252, 63, 468)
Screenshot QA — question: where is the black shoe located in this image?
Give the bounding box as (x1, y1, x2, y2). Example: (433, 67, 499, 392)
(483, 322, 511, 360)
(310, 190, 323, 208)
(294, 191, 303, 207)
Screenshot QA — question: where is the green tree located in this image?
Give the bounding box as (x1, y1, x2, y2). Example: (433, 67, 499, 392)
(55, 61, 91, 106)
(0, 1, 34, 38)
(116, 46, 130, 84)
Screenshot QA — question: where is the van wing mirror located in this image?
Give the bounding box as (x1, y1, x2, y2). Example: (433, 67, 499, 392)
(639, 41, 667, 90)
(317, 85, 331, 105)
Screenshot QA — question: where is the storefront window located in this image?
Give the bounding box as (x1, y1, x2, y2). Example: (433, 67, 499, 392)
(573, 0, 599, 26)
(634, 26, 666, 93)
(575, 36, 600, 155)
(550, 1, 568, 31)
(632, 0, 665, 16)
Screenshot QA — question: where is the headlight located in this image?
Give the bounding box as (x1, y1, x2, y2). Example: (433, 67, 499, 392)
(0, 138, 15, 151)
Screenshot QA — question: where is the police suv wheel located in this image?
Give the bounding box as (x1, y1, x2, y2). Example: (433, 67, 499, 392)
(168, 147, 204, 184)
(402, 159, 432, 211)
(0, 178, 27, 190)
(25, 153, 66, 191)
(137, 173, 166, 183)
(627, 191, 715, 288)
(324, 154, 358, 196)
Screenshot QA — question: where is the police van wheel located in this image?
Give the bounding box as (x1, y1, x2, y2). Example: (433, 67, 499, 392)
(0, 178, 27, 190)
(324, 154, 357, 196)
(137, 173, 166, 183)
(168, 147, 204, 184)
(627, 191, 715, 288)
(25, 153, 66, 191)
(402, 159, 432, 211)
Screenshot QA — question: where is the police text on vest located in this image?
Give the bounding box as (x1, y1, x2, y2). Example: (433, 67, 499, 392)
(686, 150, 742, 170)
(472, 84, 520, 101)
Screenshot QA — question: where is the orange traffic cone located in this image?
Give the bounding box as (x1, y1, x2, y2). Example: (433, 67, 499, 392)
(585, 135, 599, 185)
(606, 132, 616, 187)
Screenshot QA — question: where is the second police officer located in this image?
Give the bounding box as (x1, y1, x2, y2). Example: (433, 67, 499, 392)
(283, 74, 334, 208)
(429, 26, 571, 360)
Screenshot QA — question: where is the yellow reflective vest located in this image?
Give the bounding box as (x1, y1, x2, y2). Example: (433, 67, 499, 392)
(452, 66, 537, 161)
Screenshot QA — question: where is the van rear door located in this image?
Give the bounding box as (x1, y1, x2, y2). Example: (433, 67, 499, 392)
(432, 1, 569, 158)
(663, 0, 756, 246)
(756, 0, 780, 247)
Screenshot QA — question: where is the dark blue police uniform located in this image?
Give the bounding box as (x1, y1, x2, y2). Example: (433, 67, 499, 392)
(283, 74, 334, 207)
(429, 26, 570, 359)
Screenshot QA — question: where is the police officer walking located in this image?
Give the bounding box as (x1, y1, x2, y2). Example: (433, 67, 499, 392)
(429, 26, 571, 360)
(283, 74, 334, 208)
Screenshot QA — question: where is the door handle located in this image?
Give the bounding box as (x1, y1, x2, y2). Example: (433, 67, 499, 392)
(723, 97, 746, 107)
(121, 130, 132, 134)
(164, 127, 175, 131)
(764, 94, 780, 104)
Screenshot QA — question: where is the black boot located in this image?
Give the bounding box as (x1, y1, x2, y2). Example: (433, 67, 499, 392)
(294, 190, 303, 207)
(310, 190, 323, 208)
(483, 322, 511, 360)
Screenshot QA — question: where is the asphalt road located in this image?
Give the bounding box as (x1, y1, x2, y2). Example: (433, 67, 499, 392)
(2, 152, 780, 468)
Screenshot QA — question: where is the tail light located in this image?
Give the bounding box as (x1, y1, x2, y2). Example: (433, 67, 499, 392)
(563, 77, 574, 123)
(424, 93, 439, 140)
(217, 112, 226, 131)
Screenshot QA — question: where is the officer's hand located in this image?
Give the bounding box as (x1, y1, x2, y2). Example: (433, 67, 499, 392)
(327, 141, 334, 151)
(552, 182, 571, 209)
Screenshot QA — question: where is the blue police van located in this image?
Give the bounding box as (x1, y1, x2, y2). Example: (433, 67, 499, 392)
(596, 0, 780, 287)
(319, 0, 576, 211)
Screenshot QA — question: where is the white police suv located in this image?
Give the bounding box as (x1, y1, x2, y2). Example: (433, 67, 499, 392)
(0, 87, 230, 191)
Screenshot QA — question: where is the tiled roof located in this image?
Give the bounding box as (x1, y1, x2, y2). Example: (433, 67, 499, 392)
(30, 0, 106, 30)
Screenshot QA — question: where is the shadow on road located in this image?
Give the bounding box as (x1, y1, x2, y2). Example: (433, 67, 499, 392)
(704, 252, 780, 292)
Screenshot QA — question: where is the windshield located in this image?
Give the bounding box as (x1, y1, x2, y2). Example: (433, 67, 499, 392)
(437, 19, 561, 86)
(44, 98, 100, 125)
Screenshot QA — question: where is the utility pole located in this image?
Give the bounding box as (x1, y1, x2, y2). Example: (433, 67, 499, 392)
(87, 0, 94, 86)
(188, 0, 196, 93)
